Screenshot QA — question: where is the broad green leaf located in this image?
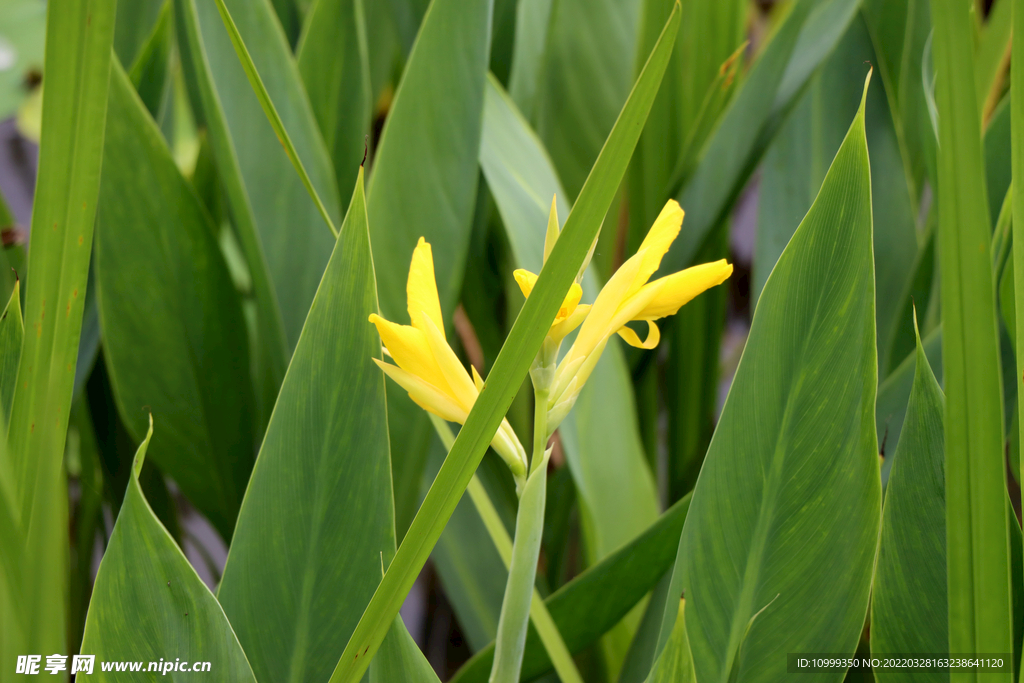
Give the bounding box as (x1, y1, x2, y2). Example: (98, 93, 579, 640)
(754, 16, 918, 377)
(646, 600, 695, 683)
(0, 0, 45, 121)
(533, 0, 642, 198)
(297, 0, 371, 209)
(933, 0, 1014, 663)
(3, 0, 115, 662)
(174, 0, 340, 418)
(95, 62, 254, 542)
(665, 0, 861, 273)
(79, 420, 258, 683)
(449, 494, 692, 683)
(0, 281, 22, 422)
(871, 320, 947, 682)
(679, 75, 879, 683)
(217, 168, 395, 683)
(329, 11, 679, 680)
(365, 0, 493, 538)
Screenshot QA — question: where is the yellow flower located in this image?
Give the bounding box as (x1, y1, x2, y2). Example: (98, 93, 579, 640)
(512, 269, 589, 343)
(369, 237, 528, 481)
(548, 199, 732, 425)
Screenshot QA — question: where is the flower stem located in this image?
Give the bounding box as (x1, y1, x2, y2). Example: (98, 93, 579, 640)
(427, 414, 583, 683)
(531, 385, 549, 475)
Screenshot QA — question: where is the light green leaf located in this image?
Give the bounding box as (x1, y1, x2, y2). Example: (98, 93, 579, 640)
(365, 0, 493, 538)
(0, 281, 22, 422)
(871, 318, 947, 683)
(297, 0, 371, 209)
(328, 10, 679, 680)
(645, 600, 695, 683)
(79, 419, 258, 683)
(933, 0, 1014, 664)
(174, 0, 340, 418)
(218, 167, 395, 683)
(754, 16, 918, 377)
(370, 618, 442, 683)
(975, 0, 1012, 121)
(679, 75, 880, 682)
(3, 0, 115, 662)
(95, 61, 254, 542)
(449, 494, 692, 683)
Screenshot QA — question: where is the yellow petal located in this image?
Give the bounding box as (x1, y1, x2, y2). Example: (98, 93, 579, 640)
(419, 314, 479, 412)
(369, 314, 453, 397)
(570, 252, 643, 365)
(634, 260, 733, 320)
(513, 269, 582, 326)
(630, 200, 684, 296)
(407, 237, 445, 339)
(373, 359, 467, 423)
(549, 303, 590, 343)
(556, 282, 583, 323)
(543, 195, 560, 263)
(513, 269, 537, 298)
(471, 365, 485, 392)
(617, 320, 660, 349)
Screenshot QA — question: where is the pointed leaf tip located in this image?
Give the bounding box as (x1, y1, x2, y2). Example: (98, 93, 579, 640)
(132, 413, 155, 478)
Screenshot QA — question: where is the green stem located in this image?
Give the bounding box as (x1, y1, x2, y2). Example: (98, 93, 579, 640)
(531, 386, 549, 475)
(428, 414, 582, 683)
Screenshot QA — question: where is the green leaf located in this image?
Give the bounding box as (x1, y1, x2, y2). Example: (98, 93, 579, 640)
(449, 494, 692, 683)
(646, 600, 695, 683)
(877, 325, 943, 482)
(754, 16, 918, 377)
(174, 0, 340, 417)
(79, 419, 258, 683)
(370, 618, 443, 683)
(975, 0, 1012, 121)
(986, 97, 1012, 229)
(678, 75, 880, 682)
(506, 0, 554, 120)
(870, 318, 947, 682)
(328, 10, 680, 680)
(665, 0, 861, 273)
(95, 62, 254, 542)
(533, 0, 642, 199)
(113, 0, 164, 67)
(3, 0, 115, 661)
(127, 0, 174, 119)
(297, 0, 372, 209)
(933, 0, 1015, 663)
(862, 0, 935, 198)
(217, 167, 396, 683)
(0, 281, 22, 422)
(364, 0, 493, 539)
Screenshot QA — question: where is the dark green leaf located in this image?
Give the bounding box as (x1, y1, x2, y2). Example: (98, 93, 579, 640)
(96, 62, 254, 542)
